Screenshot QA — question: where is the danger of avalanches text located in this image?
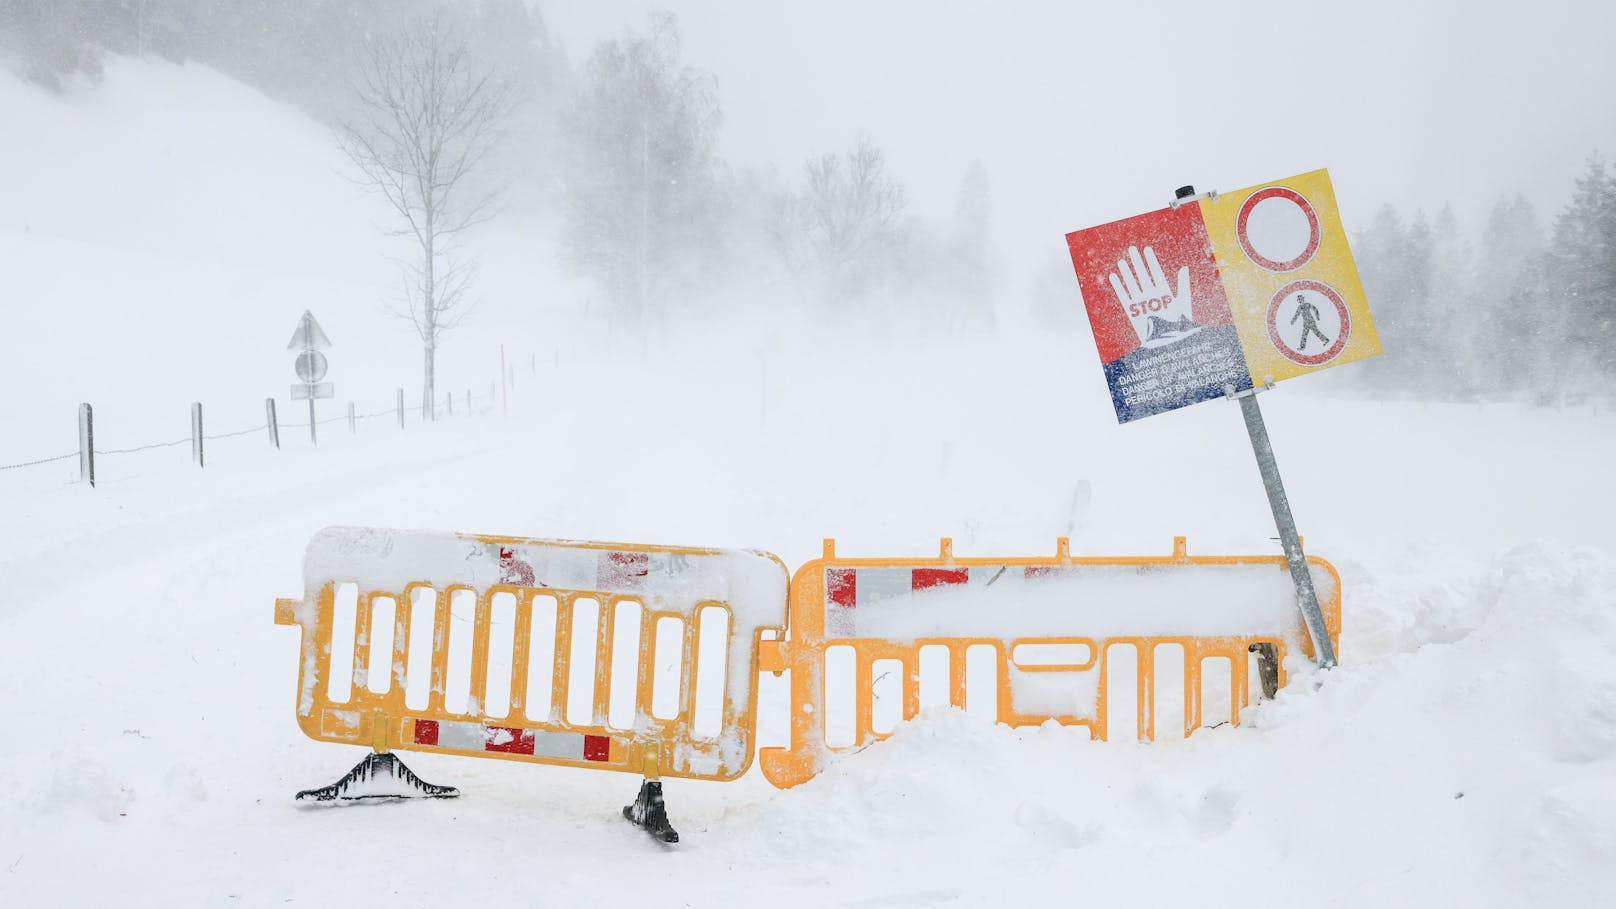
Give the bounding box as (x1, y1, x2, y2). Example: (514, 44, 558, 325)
(1117, 346, 1242, 407)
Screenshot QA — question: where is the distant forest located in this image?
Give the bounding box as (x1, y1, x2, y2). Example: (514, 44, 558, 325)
(2, 0, 1611, 404)
(1352, 160, 1616, 404)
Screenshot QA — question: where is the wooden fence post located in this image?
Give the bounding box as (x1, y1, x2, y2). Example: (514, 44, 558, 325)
(78, 403, 95, 487)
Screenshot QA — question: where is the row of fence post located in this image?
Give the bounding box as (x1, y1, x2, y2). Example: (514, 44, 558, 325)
(75, 382, 500, 487)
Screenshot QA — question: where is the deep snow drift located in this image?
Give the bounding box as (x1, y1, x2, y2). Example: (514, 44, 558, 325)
(2, 58, 1614, 908)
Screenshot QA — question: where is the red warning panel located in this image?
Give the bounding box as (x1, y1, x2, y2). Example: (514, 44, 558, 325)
(1066, 204, 1253, 423)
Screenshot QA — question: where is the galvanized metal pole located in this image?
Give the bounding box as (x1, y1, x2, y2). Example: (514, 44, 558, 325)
(397, 388, 405, 429)
(191, 402, 204, 468)
(347, 402, 356, 434)
(308, 396, 317, 446)
(78, 403, 95, 488)
(1237, 391, 1337, 667)
(266, 398, 280, 449)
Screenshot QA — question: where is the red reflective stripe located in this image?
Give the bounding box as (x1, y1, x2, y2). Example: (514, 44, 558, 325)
(599, 551, 649, 588)
(912, 568, 969, 590)
(485, 726, 536, 755)
(583, 735, 610, 762)
(827, 568, 857, 608)
(414, 719, 440, 746)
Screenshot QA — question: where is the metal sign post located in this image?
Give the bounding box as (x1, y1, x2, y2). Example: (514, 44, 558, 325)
(286, 311, 334, 446)
(1227, 384, 1336, 667)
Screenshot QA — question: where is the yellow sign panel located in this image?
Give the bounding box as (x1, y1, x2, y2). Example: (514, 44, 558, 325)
(1200, 168, 1381, 385)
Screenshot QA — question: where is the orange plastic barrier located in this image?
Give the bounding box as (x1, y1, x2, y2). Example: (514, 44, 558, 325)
(275, 526, 788, 782)
(759, 537, 1340, 788)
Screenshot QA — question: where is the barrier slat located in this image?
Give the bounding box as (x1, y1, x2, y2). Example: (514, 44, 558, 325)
(551, 594, 576, 726)
(391, 594, 410, 698)
(902, 656, 919, 721)
(1184, 643, 1202, 737)
(352, 590, 374, 694)
(950, 643, 968, 710)
(468, 590, 494, 717)
(592, 599, 615, 728)
(428, 587, 450, 714)
(508, 593, 534, 717)
(1136, 643, 1155, 742)
(632, 611, 654, 729)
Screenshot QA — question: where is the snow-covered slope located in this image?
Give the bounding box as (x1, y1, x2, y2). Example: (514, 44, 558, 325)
(0, 57, 570, 464)
(2, 58, 1613, 908)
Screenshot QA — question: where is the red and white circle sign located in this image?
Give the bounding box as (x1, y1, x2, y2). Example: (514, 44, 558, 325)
(1266, 280, 1349, 365)
(1237, 186, 1321, 272)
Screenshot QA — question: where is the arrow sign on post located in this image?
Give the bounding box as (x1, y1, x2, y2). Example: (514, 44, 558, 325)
(287, 311, 334, 445)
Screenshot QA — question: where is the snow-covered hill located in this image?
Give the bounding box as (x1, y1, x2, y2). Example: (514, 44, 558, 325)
(2, 57, 1613, 908)
(0, 56, 572, 463)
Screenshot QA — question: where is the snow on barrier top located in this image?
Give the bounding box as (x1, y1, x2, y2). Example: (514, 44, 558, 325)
(758, 536, 1341, 789)
(275, 526, 788, 781)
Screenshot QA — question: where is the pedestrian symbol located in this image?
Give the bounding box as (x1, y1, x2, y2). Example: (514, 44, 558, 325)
(1266, 280, 1350, 366)
(1291, 295, 1330, 350)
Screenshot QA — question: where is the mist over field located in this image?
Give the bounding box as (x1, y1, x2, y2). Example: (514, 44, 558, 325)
(4, 0, 1613, 422)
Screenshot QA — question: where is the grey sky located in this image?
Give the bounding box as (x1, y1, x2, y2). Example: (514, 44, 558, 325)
(546, 0, 1616, 273)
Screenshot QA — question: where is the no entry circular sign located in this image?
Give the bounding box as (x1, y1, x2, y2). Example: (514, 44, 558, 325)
(1237, 186, 1321, 272)
(1266, 279, 1349, 365)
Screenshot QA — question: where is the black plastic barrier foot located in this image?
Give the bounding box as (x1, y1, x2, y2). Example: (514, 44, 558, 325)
(623, 780, 679, 843)
(295, 752, 460, 802)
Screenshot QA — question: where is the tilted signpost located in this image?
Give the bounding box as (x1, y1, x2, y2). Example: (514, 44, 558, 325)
(287, 310, 334, 445)
(1065, 168, 1381, 667)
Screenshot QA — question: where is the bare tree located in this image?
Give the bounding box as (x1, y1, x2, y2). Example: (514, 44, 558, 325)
(773, 137, 907, 294)
(559, 11, 722, 318)
(338, 14, 512, 419)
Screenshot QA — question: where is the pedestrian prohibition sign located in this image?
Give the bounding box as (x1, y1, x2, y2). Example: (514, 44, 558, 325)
(1065, 168, 1380, 423)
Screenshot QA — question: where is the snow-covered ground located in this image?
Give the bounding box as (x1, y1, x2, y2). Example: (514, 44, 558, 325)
(3, 58, 1614, 908)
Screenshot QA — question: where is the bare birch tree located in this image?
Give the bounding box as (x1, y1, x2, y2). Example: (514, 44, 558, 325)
(338, 15, 511, 419)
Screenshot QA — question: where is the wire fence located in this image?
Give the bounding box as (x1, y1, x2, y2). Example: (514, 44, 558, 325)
(0, 373, 516, 484)
(0, 451, 80, 471)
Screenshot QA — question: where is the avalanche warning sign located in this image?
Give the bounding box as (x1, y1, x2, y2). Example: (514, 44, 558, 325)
(1066, 202, 1252, 422)
(1066, 168, 1380, 423)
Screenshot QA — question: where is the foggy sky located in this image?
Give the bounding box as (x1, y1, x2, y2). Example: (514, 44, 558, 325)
(546, 0, 1616, 277)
